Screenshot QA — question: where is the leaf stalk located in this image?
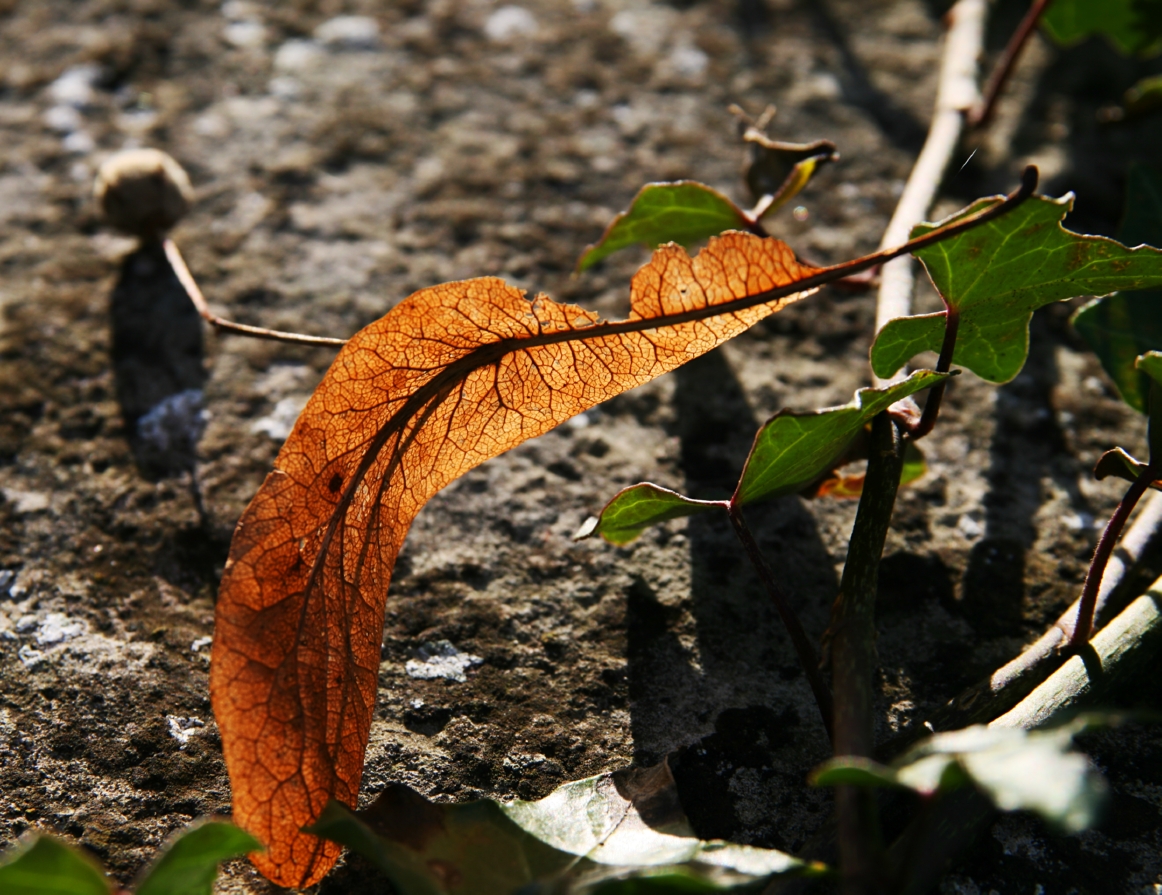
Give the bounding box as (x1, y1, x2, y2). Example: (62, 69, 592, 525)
(968, 0, 1057, 130)
(909, 306, 960, 440)
(1070, 463, 1157, 650)
(164, 239, 349, 348)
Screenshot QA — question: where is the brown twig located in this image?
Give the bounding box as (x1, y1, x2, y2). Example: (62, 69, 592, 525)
(727, 503, 834, 741)
(967, 0, 1056, 130)
(163, 239, 348, 348)
(993, 588, 1162, 730)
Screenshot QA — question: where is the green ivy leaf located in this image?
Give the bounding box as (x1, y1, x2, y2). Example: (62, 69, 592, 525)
(135, 821, 261, 895)
(577, 182, 749, 272)
(870, 194, 1162, 384)
(734, 371, 946, 506)
(815, 722, 1108, 834)
(0, 833, 110, 895)
(1042, 0, 1162, 56)
(309, 763, 821, 894)
(1072, 165, 1162, 412)
(579, 484, 719, 546)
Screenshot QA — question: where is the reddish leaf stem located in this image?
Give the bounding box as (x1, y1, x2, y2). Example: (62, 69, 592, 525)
(968, 0, 1056, 130)
(909, 305, 960, 440)
(1069, 464, 1157, 651)
(164, 239, 349, 348)
(726, 502, 835, 741)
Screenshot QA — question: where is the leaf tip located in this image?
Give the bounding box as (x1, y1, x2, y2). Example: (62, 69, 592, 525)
(573, 515, 599, 540)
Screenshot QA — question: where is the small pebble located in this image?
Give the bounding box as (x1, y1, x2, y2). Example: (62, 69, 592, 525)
(314, 15, 380, 49)
(94, 148, 192, 239)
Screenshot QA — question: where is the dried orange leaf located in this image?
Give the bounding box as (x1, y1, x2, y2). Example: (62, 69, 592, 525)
(209, 174, 1038, 886)
(211, 233, 823, 886)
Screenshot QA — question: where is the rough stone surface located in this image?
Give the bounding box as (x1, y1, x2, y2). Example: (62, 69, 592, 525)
(1, 1, 1161, 892)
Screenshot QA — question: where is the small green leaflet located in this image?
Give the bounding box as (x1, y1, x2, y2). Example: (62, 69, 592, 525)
(870, 194, 1162, 384)
(308, 763, 822, 894)
(1041, 0, 1162, 56)
(581, 372, 944, 545)
(135, 821, 261, 895)
(733, 370, 944, 505)
(0, 834, 110, 895)
(577, 182, 749, 272)
(812, 720, 1108, 834)
(576, 484, 719, 546)
(1073, 165, 1162, 412)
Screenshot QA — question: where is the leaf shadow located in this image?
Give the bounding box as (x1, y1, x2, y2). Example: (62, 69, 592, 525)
(626, 348, 837, 847)
(959, 310, 1093, 636)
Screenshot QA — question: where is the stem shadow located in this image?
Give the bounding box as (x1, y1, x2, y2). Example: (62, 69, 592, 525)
(626, 347, 837, 850)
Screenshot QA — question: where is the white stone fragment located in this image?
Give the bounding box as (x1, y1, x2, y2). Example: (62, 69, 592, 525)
(167, 715, 205, 748)
(251, 395, 308, 442)
(3, 489, 50, 514)
(224, 20, 267, 49)
(137, 389, 208, 455)
(191, 636, 213, 652)
(274, 39, 323, 72)
(49, 65, 100, 108)
(314, 16, 380, 49)
(63, 131, 95, 154)
(485, 6, 538, 42)
(43, 105, 82, 133)
(35, 613, 86, 646)
(958, 514, 983, 539)
(668, 40, 708, 78)
(405, 640, 483, 683)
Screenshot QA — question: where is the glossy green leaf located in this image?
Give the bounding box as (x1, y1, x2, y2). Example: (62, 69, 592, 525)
(871, 194, 1162, 384)
(580, 484, 719, 546)
(309, 763, 820, 894)
(135, 821, 261, 895)
(1072, 165, 1162, 412)
(734, 371, 947, 506)
(0, 833, 110, 895)
(1042, 0, 1162, 56)
(578, 182, 749, 272)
